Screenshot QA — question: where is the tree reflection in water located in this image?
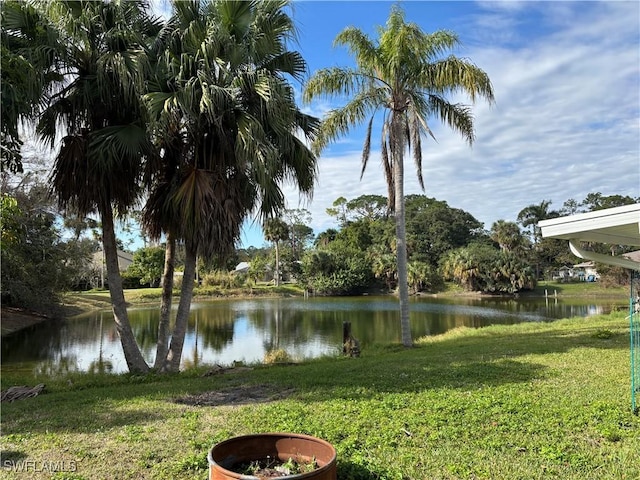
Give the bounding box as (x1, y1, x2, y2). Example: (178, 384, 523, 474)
(1, 296, 619, 375)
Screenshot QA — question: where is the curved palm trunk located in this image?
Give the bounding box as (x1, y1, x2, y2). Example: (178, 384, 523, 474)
(154, 232, 175, 370)
(101, 206, 150, 373)
(391, 113, 413, 348)
(164, 246, 197, 372)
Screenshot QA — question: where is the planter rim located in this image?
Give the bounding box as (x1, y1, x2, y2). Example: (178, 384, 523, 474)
(208, 432, 337, 478)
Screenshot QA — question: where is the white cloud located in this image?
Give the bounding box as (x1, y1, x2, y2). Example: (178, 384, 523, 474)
(277, 0, 639, 240)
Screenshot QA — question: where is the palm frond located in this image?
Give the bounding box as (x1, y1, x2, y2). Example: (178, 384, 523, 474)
(422, 56, 495, 104)
(361, 116, 374, 180)
(410, 95, 438, 142)
(278, 134, 317, 195)
(50, 134, 92, 215)
(333, 26, 378, 70)
(260, 50, 306, 80)
(408, 110, 424, 190)
(422, 30, 460, 60)
(380, 120, 394, 213)
(429, 95, 476, 145)
(88, 124, 151, 166)
(303, 67, 371, 102)
(312, 88, 385, 155)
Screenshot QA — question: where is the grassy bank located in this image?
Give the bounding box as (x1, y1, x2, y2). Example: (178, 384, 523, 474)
(1, 312, 638, 479)
(58, 280, 627, 315)
(63, 283, 307, 310)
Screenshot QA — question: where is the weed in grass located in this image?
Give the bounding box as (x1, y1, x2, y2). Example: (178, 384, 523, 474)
(116, 424, 146, 443)
(49, 474, 87, 480)
(180, 409, 201, 431)
(136, 449, 164, 469)
(592, 329, 615, 339)
(174, 451, 208, 472)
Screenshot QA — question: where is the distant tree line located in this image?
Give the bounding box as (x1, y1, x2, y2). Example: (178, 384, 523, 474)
(3, 173, 637, 313)
(249, 192, 639, 295)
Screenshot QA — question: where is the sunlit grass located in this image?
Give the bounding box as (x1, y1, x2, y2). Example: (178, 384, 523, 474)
(1, 312, 638, 479)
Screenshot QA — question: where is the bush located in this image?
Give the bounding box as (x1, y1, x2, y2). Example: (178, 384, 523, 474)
(121, 270, 145, 289)
(201, 270, 245, 289)
(301, 249, 372, 296)
(264, 349, 291, 364)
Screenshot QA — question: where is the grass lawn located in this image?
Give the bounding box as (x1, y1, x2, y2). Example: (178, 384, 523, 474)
(1, 312, 638, 479)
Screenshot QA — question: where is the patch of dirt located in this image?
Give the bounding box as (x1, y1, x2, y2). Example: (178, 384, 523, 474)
(173, 383, 296, 407)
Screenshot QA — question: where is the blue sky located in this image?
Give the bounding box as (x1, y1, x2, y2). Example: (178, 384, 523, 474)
(152, 0, 640, 250)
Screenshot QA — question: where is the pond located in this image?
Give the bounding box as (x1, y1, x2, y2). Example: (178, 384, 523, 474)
(0, 295, 624, 375)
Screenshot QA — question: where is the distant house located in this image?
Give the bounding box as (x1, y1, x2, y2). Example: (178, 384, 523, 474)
(233, 261, 250, 274)
(551, 261, 599, 282)
(553, 266, 573, 281)
(91, 249, 134, 288)
(92, 249, 134, 272)
(573, 261, 599, 281)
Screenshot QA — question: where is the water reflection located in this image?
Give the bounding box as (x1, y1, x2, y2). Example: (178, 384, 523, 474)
(1, 296, 621, 375)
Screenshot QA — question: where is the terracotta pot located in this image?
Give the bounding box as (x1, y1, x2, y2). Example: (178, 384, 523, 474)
(208, 433, 337, 480)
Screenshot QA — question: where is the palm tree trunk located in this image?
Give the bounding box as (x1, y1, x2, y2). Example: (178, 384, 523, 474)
(154, 232, 175, 370)
(391, 113, 413, 348)
(274, 241, 280, 286)
(164, 246, 197, 372)
(100, 205, 150, 373)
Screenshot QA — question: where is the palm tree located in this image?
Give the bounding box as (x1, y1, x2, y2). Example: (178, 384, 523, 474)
(36, 0, 161, 373)
(442, 249, 477, 291)
(517, 200, 555, 245)
(304, 5, 494, 346)
(408, 260, 440, 294)
(264, 217, 290, 286)
(490, 220, 526, 253)
(143, 0, 318, 372)
(517, 200, 559, 279)
(369, 244, 397, 290)
(1, 0, 61, 173)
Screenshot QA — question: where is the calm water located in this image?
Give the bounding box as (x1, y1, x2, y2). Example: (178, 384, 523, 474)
(1, 295, 623, 375)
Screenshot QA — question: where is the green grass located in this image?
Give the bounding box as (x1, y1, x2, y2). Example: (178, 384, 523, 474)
(1, 313, 638, 479)
(532, 280, 629, 298)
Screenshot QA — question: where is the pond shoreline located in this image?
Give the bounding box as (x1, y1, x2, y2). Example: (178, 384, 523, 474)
(1, 307, 60, 336)
(1, 283, 628, 337)
(1, 288, 317, 337)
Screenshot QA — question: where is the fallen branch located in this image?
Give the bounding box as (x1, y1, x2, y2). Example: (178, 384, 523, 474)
(1, 384, 45, 402)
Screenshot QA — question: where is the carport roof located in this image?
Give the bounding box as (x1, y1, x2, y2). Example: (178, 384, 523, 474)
(539, 204, 640, 246)
(539, 203, 640, 271)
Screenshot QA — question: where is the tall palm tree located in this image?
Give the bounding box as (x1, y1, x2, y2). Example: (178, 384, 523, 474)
(517, 200, 555, 245)
(304, 5, 494, 347)
(37, 0, 161, 373)
(517, 199, 559, 280)
(264, 217, 290, 286)
(143, 0, 318, 372)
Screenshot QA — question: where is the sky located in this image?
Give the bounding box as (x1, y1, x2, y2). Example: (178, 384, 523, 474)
(232, 0, 640, 249)
(134, 1, 640, 251)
